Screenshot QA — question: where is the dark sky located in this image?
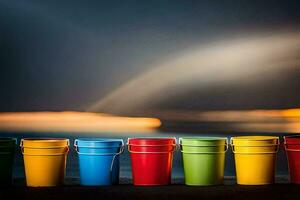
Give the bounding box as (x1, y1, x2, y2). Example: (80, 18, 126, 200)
(0, 0, 300, 113)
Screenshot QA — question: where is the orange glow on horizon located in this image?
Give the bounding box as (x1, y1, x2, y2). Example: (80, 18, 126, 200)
(152, 108, 300, 122)
(0, 112, 161, 133)
(281, 109, 300, 118)
(151, 108, 300, 133)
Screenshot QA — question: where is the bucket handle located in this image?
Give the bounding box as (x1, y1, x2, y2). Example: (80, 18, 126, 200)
(74, 144, 125, 156)
(178, 144, 228, 154)
(178, 138, 228, 146)
(284, 143, 300, 152)
(178, 138, 228, 154)
(230, 138, 280, 154)
(127, 144, 177, 154)
(21, 146, 69, 156)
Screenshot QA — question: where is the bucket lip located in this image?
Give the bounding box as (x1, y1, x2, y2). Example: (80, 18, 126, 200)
(21, 138, 69, 142)
(231, 136, 279, 141)
(231, 136, 279, 147)
(75, 138, 123, 143)
(127, 137, 176, 145)
(21, 138, 69, 147)
(284, 135, 300, 139)
(179, 137, 227, 141)
(179, 137, 227, 147)
(0, 137, 17, 147)
(75, 138, 124, 147)
(284, 135, 300, 145)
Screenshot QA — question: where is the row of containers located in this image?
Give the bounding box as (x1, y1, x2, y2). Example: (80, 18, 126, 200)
(1, 136, 300, 187)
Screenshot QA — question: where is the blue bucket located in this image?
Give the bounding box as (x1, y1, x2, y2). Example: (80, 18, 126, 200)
(74, 138, 124, 186)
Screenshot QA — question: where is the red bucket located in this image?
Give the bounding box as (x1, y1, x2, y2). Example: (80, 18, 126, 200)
(284, 135, 300, 184)
(127, 138, 176, 186)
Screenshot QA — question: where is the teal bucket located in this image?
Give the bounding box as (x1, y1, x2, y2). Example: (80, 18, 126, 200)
(179, 137, 228, 186)
(0, 138, 17, 185)
(75, 138, 124, 186)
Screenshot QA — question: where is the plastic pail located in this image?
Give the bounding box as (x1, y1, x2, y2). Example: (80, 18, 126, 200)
(75, 138, 124, 186)
(231, 136, 279, 185)
(284, 135, 300, 184)
(179, 137, 227, 186)
(21, 138, 69, 187)
(128, 138, 176, 186)
(0, 138, 16, 185)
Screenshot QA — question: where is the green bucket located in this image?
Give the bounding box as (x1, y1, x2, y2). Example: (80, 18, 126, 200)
(179, 137, 228, 186)
(0, 138, 17, 185)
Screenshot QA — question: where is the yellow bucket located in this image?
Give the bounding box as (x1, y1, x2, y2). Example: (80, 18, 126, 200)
(231, 136, 279, 185)
(21, 138, 69, 187)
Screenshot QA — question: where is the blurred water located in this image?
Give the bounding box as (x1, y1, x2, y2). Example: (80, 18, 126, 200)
(0, 131, 289, 180)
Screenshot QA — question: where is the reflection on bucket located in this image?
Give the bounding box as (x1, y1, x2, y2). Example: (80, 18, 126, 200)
(284, 135, 300, 184)
(231, 136, 279, 185)
(75, 138, 124, 186)
(0, 138, 16, 185)
(128, 138, 176, 186)
(179, 137, 227, 186)
(21, 138, 69, 187)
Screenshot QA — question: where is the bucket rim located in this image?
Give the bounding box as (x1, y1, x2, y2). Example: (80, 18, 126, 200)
(128, 137, 176, 140)
(21, 138, 69, 148)
(0, 137, 17, 148)
(284, 135, 300, 137)
(179, 137, 227, 142)
(284, 135, 300, 150)
(231, 136, 279, 146)
(21, 137, 69, 141)
(74, 138, 124, 148)
(231, 136, 279, 141)
(284, 135, 300, 141)
(127, 137, 176, 146)
(75, 138, 124, 143)
(230, 136, 279, 148)
(128, 137, 176, 142)
(0, 137, 17, 142)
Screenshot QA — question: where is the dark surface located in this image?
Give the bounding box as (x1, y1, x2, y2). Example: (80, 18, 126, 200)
(0, 178, 299, 200)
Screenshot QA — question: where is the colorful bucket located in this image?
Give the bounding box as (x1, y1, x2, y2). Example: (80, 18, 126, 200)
(179, 137, 228, 186)
(127, 137, 176, 186)
(284, 135, 300, 184)
(0, 138, 17, 185)
(75, 138, 124, 186)
(231, 136, 279, 185)
(21, 138, 69, 187)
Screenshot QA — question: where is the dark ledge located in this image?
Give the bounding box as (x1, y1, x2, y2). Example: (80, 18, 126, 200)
(0, 177, 299, 200)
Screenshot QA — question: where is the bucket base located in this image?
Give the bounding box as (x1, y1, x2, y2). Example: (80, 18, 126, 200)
(133, 183, 170, 186)
(0, 182, 13, 186)
(290, 180, 300, 184)
(26, 183, 63, 187)
(185, 182, 223, 186)
(237, 182, 273, 185)
(80, 182, 115, 186)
